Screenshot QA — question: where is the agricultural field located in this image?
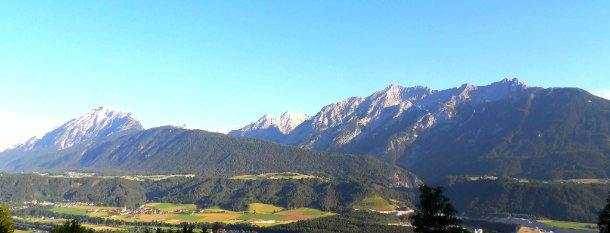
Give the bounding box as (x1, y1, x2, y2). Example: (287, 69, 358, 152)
(353, 196, 397, 211)
(47, 202, 333, 227)
(145, 203, 197, 211)
(14, 230, 36, 233)
(16, 216, 130, 232)
(248, 203, 283, 213)
(82, 224, 126, 231)
(538, 219, 597, 231)
(50, 205, 122, 217)
(50, 207, 89, 216)
(13, 216, 63, 224)
(230, 172, 317, 180)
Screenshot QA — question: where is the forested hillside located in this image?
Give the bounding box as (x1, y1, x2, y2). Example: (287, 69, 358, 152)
(0, 173, 145, 206)
(0, 173, 409, 212)
(404, 88, 610, 181)
(1, 127, 420, 188)
(442, 177, 610, 222)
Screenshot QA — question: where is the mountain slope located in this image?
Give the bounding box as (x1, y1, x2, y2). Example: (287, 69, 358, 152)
(13, 106, 144, 151)
(231, 80, 610, 181)
(0, 173, 388, 212)
(443, 177, 610, 222)
(1, 127, 420, 188)
(403, 87, 610, 181)
(229, 112, 310, 142)
(233, 79, 528, 162)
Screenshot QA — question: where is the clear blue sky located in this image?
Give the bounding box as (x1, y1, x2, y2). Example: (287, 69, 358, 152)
(1, 1, 609, 143)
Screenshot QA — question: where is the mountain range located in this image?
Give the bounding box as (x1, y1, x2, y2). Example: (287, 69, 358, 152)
(1, 78, 609, 223)
(231, 78, 529, 157)
(0, 108, 419, 188)
(231, 78, 610, 182)
(2, 78, 609, 184)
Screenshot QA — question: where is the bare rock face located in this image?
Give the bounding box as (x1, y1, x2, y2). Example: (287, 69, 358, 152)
(13, 106, 144, 151)
(232, 78, 528, 162)
(229, 111, 310, 141)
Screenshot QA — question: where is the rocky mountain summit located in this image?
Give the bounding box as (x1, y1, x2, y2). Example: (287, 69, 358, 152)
(232, 78, 529, 161)
(11, 106, 143, 151)
(231, 78, 610, 182)
(229, 111, 310, 142)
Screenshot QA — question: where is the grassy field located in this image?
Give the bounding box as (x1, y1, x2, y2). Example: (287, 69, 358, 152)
(83, 224, 126, 231)
(17, 216, 129, 232)
(14, 230, 36, 233)
(248, 203, 283, 213)
(145, 203, 197, 211)
(302, 208, 326, 215)
(230, 172, 317, 180)
(47, 202, 332, 226)
(13, 216, 65, 224)
(538, 220, 597, 231)
(169, 215, 205, 221)
(353, 196, 397, 211)
(50, 207, 88, 215)
(238, 213, 287, 221)
(193, 213, 242, 222)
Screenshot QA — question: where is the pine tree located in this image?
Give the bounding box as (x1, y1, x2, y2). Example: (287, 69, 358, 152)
(50, 220, 94, 233)
(409, 185, 468, 233)
(599, 192, 610, 233)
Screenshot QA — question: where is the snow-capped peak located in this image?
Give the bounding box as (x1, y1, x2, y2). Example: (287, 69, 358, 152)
(14, 106, 144, 151)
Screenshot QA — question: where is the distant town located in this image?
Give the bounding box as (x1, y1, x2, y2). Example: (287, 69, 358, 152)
(13, 200, 199, 216)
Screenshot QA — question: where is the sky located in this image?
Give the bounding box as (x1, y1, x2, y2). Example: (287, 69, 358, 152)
(1, 1, 610, 147)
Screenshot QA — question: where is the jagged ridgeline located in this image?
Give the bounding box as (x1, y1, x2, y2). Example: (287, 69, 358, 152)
(0, 173, 406, 212)
(0, 127, 420, 188)
(403, 88, 610, 181)
(231, 79, 610, 182)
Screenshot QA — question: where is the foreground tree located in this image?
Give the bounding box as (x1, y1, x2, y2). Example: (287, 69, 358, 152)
(409, 185, 468, 233)
(50, 220, 94, 233)
(599, 192, 610, 233)
(0, 206, 13, 233)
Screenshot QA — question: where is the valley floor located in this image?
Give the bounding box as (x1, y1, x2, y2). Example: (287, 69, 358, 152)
(26, 202, 333, 227)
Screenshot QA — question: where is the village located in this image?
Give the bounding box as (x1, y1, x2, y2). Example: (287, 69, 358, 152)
(13, 200, 199, 216)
